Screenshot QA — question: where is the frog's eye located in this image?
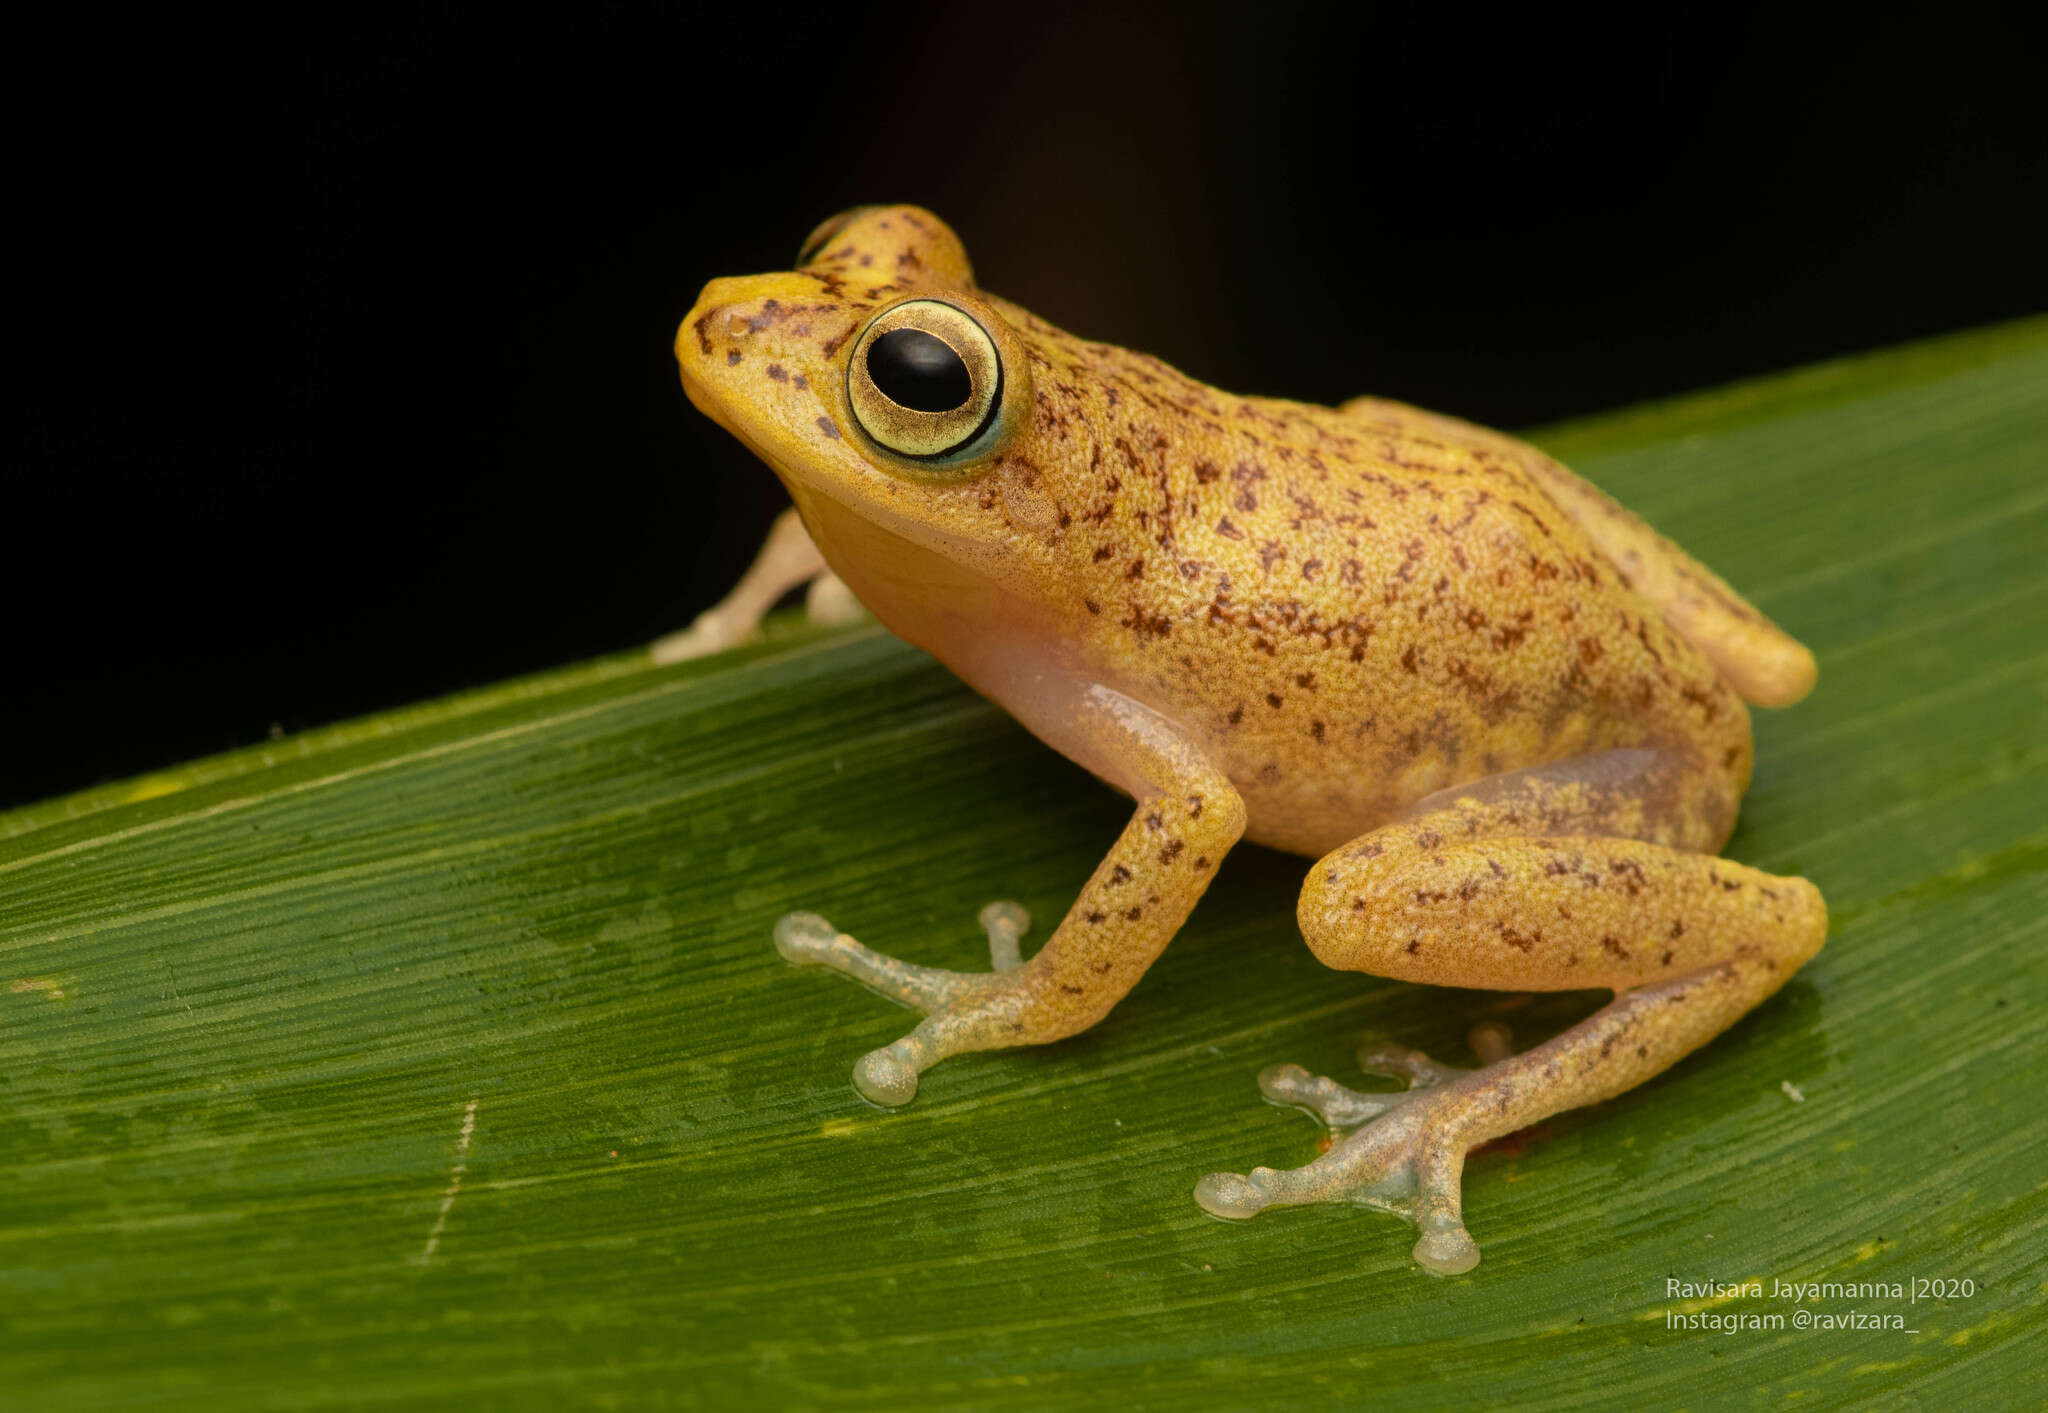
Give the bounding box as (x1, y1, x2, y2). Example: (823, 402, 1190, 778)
(795, 206, 878, 267)
(846, 300, 1004, 464)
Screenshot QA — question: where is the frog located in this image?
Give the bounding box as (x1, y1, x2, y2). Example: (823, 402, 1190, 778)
(663, 205, 1827, 1276)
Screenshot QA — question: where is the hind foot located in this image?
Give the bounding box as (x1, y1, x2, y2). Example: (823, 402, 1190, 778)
(1195, 1027, 1523, 1276)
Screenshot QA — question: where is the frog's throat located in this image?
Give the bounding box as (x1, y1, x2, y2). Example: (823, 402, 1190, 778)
(734, 443, 1011, 605)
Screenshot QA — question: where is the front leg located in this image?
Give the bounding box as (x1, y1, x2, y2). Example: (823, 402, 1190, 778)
(649, 507, 865, 664)
(775, 686, 1246, 1105)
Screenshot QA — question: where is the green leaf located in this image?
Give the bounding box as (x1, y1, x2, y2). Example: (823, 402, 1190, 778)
(5, 318, 2044, 1410)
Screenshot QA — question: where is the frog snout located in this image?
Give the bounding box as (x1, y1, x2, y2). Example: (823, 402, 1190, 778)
(675, 277, 759, 369)
(690, 276, 757, 325)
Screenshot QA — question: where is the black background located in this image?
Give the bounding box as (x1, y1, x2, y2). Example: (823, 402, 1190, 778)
(9, 2, 2044, 811)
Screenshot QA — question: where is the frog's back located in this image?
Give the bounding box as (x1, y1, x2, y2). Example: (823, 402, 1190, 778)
(1013, 322, 1758, 856)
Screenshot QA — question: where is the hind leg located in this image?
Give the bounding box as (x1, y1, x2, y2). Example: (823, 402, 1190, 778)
(1196, 752, 1826, 1275)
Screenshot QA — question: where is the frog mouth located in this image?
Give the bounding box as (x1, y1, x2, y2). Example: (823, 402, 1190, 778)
(683, 390, 989, 577)
(677, 338, 1003, 584)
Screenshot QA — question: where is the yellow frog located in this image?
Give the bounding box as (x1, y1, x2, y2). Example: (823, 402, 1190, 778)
(663, 206, 1826, 1275)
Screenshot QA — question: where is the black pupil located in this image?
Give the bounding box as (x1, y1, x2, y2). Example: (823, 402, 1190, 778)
(868, 328, 973, 412)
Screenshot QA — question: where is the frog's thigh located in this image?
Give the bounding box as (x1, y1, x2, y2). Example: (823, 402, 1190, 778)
(649, 507, 860, 664)
(1302, 826, 1823, 995)
(1300, 749, 1764, 989)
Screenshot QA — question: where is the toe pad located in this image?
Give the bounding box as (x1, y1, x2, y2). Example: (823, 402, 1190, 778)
(773, 911, 838, 963)
(1193, 1170, 1268, 1219)
(853, 1046, 919, 1107)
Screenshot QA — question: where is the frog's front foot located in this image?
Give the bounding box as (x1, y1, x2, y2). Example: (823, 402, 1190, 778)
(1194, 1030, 1518, 1276)
(772, 903, 1031, 1106)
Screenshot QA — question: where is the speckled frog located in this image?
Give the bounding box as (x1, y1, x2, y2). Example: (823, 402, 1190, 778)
(663, 206, 1827, 1275)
